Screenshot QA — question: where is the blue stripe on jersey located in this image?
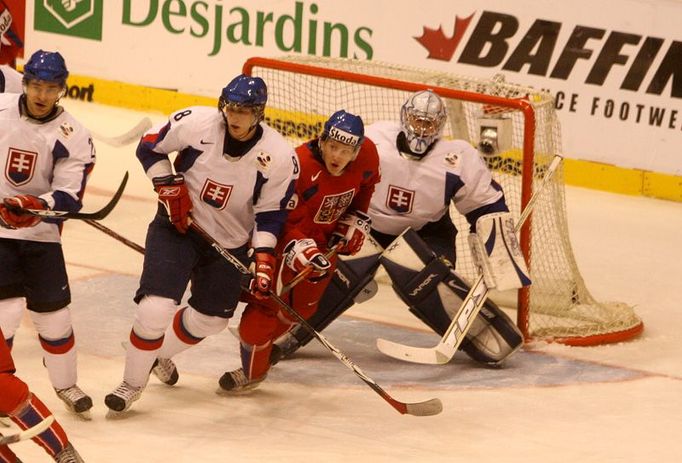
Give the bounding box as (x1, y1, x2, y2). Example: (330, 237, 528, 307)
(302, 184, 318, 201)
(252, 171, 266, 206)
(281, 179, 296, 209)
(444, 172, 465, 205)
(465, 197, 508, 232)
(136, 122, 171, 172)
(174, 146, 203, 173)
(255, 209, 288, 238)
(53, 140, 69, 161)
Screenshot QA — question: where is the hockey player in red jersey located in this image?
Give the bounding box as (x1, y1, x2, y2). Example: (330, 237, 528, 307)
(0, 326, 84, 462)
(0, 0, 23, 93)
(218, 110, 380, 392)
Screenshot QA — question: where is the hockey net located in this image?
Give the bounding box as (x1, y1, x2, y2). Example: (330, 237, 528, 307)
(243, 56, 643, 346)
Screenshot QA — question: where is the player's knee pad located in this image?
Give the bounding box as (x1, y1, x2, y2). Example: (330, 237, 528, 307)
(309, 236, 382, 332)
(381, 228, 522, 365)
(239, 305, 279, 346)
(0, 373, 29, 413)
(0, 297, 24, 340)
(179, 306, 229, 339)
(28, 307, 72, 340)
(133, 295, 178, 339)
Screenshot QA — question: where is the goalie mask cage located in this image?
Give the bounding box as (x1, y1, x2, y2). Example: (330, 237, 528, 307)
(243, 56, 643, 346)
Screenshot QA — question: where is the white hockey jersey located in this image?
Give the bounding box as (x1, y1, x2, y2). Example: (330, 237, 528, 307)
(366, 121, 503, 235)
(138, 106, 297, 250)
(0, 93, 96, 243)
(0, 64, 22, 93)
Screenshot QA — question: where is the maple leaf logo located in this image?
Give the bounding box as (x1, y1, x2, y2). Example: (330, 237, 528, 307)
(414, 13, 475, 61)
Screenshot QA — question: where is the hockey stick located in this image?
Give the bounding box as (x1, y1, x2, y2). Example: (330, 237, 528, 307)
(0, 415, 54, 446)
(376, 155, 564, 365)
(91, 117, 152, 147)
(190, 219, 442, 416)
(83, 219, 145, 254)
(20, 172, 128, 221)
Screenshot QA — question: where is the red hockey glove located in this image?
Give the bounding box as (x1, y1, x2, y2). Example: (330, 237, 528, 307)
(153, 174, 192, 234)
(284, 238, 331, 281)
(329, 210, 371, 256)
(0, 195, 47, 229)
(249, 249, 277, 300)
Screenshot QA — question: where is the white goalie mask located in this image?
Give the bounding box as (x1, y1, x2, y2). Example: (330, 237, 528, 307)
(400, 90, 447, 155)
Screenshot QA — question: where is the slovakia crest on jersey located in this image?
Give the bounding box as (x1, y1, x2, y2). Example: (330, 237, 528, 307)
(5, 148, 37, 187)
(201, 179, 233, 210)
(387, 185, 414, 214)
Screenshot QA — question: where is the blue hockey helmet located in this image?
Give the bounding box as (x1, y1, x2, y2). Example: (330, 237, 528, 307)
(321, 110, 365, 148)
(23, 49, 69, 86)
(219, 74, 267, 123)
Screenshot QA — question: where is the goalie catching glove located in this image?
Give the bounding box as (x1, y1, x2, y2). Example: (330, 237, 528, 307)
(153, 174, 192, 234)
(329, 210, 371, 256)
(468, 211, 531, 291)
(284, 238, 331, 281)
(0, 195, 47, 229)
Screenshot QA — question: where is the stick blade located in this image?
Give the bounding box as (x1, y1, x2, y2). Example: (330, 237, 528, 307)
(93, 117, 153, 147)
(405, 398, 443, 417)
(376, 338, 450, 365)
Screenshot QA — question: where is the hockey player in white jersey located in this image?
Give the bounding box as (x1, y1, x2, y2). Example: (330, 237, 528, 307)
(104, 74, 298, 413)
(0, 1, 23, 93)
(274, 90, 530, 366)
(0, 50, 96, 417)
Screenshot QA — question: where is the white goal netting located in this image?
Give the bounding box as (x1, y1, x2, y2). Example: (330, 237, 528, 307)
(245, 56, 643, 345)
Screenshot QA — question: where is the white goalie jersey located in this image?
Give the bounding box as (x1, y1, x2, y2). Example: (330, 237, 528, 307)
(137, 106, 298, 250)
(0, 93, 96, 243)
(366, 121, 503, 236)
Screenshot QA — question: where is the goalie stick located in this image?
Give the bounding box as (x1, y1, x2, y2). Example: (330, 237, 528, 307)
(189, 219, 443, 417)
(376, 155, 564, 365)
(0, 415, 54, 446)
(20, 171, 129, 221)
(91, 117, 152, 147)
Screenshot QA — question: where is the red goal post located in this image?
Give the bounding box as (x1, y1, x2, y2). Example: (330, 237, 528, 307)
(243, 56, 643, 346)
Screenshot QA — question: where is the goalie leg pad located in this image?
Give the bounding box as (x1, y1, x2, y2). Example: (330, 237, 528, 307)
(381, 228, 522, 365)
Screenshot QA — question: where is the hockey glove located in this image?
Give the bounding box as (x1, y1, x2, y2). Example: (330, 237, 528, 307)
(284, 238, 331, 281)
(329, 210, 371, 256)
(249, 249, 277, 300)
(153, 174, 192, 234)
(0, 195, 47, 229)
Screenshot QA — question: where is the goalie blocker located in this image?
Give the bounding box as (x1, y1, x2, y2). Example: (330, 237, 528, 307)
(380, 228, 522, 365)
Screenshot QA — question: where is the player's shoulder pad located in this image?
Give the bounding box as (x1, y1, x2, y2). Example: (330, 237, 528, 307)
(355, 136, 381, 170)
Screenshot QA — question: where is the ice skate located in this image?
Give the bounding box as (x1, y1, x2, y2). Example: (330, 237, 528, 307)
(104, 381, 143, 413)
(151, 358, 179, 386)
(54, 386, 93, 419)
(55, 442, 84, 463)
(270, 332, 301, 366)
(218, 368, 265, 394)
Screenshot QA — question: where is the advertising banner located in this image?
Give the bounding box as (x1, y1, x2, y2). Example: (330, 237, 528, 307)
(23, 0, 682, 175)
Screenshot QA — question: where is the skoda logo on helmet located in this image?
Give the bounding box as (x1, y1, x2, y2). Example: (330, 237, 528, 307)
(328, 127, 360, 147)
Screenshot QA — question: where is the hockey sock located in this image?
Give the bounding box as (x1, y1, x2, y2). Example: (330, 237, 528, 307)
(11, 394, 68, 458)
